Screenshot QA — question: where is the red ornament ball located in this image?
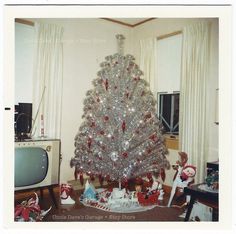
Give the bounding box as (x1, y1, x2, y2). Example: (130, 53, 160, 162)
(90, 122, 95, 127)
(104, 116, 109, 121)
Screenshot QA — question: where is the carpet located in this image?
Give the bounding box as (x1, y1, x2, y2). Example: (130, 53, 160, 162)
(44, 202, 184, 222)
(15, 186, 185, 222)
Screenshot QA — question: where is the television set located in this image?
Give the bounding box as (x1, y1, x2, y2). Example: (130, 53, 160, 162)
(14, 140, 60, 191)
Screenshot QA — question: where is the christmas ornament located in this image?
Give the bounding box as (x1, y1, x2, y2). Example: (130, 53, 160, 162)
(71, 34, 170, 184)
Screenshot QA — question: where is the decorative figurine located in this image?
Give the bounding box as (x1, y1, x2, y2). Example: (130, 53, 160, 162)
(60, 183, 76, 205)
(167, 152, 196, 207)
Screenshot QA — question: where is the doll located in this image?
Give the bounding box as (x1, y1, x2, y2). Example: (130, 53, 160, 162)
(167, 152, 196, 207)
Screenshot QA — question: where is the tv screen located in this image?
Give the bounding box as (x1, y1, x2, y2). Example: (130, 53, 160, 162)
(15, 147, 48, 187)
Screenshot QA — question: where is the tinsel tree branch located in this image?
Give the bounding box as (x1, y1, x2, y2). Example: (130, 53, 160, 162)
(71, 35, 170, 182)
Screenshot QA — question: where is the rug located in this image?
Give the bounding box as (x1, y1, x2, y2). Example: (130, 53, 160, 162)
(44, 203, 184, 222)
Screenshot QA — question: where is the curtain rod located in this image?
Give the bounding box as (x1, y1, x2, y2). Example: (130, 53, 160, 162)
(157, 30, 182, 40)
(15, 18, 35, 27)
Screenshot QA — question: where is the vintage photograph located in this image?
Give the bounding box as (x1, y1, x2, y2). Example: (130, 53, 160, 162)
(1, 3, 233, 231)
(13, 16, 219, 222)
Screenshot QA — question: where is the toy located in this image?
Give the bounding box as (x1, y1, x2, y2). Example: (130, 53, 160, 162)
(135, 184, 142, 193)
(83, 180, 98, 200)
(172, 151, 188, 180)
(80, 178, 164, 212)
(60, 183, 76, 205)
(158, 189, 165, 200)
(138, 176, 164, 206)
(167, 152, 196, 207)
(137, 190, 160, 206)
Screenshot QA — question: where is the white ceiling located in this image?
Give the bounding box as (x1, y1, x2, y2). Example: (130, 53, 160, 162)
(18, 18, 154, 28)
(111, 18, 150, 25)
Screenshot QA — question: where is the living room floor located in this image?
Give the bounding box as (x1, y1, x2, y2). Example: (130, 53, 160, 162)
(15, 185, 186, 222)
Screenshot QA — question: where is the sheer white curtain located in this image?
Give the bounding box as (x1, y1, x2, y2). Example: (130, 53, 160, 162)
(179, 22, 210, 183)
(32, 22, 64, 139)
(139, 38, 157, 93)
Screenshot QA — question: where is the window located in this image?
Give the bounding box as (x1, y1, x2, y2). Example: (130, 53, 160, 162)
(156, 33, 182, 136)
(158, 92, 179, 135)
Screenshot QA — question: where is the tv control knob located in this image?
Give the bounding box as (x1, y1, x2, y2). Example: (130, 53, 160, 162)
(46, 145, 52, 152)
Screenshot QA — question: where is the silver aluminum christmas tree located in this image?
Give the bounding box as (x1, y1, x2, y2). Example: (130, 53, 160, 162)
(70, 35, 170, 184)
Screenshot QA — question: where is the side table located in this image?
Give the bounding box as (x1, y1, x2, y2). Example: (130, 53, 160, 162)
(184, 183, 219, 221)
